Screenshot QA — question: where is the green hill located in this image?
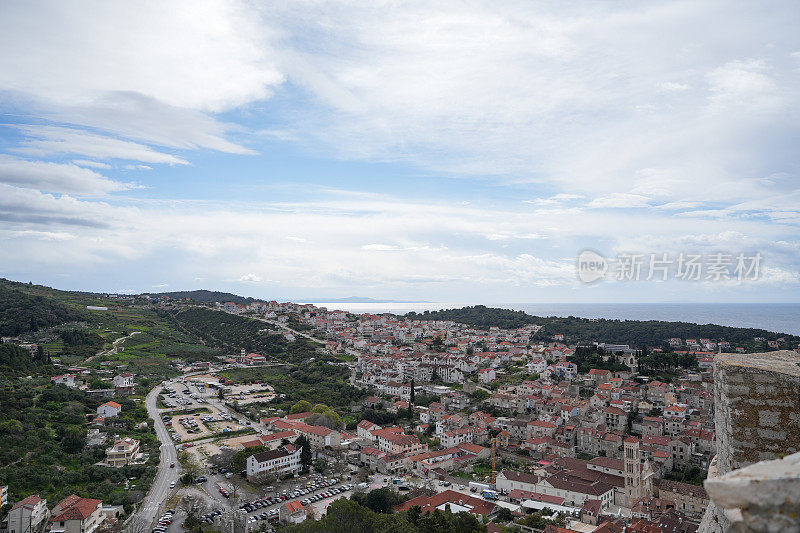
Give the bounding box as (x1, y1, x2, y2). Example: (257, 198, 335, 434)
(407, 305, 800, 349)
(0, 283, 86, 336)
(143, 289, 255, 303)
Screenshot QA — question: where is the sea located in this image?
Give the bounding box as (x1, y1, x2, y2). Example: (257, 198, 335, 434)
(303, 302, 800, 336)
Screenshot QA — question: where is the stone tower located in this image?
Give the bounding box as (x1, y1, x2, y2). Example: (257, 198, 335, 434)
(624, 436, 653, 507)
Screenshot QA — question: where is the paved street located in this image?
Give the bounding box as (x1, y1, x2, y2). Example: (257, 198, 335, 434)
(134, 383, 182, 527)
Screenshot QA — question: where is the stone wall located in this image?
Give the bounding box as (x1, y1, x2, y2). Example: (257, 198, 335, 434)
(699, 350, 800, 532)
(713, 350, 800, 474)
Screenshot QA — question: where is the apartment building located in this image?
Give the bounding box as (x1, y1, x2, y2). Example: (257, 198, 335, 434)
(4, 495, 50, 533)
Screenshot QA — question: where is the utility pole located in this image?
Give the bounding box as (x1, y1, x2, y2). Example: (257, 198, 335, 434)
(491, 436, 497, 485)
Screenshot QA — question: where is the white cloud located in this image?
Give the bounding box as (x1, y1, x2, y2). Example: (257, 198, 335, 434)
(72, 159, 112, 169)
(286, 236, 306, 243)
(239, 273, 263, 283)
(362, 244, 400, 251)
(588, 193, 651, 209)
(10, 125, 189, 165)
(659, 81, 690, 92)
(524, 193, 584, 206)
(707, 59, 776, 103)
(152, 283, 168, 288)
(0, 155, 130, 194)
(0, 1, 283, 112)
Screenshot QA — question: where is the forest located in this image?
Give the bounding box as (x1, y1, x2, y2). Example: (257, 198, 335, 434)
(407, 305, 799, 348)
(0, 284, 86, 337)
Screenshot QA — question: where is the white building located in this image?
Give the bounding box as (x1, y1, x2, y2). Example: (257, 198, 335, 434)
(246, 447, 302, 481)
(50, 375, 76, 388)
(104, 437, 142, 467)
(96, 402, 122, 418)
(112, 373, 134, 393)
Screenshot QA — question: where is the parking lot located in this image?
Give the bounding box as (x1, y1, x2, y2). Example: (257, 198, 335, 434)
(162, 407, 246, 443)
(237, 478, 354, 526)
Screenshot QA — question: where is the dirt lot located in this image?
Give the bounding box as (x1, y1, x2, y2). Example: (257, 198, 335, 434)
(171, 414, 213, 441)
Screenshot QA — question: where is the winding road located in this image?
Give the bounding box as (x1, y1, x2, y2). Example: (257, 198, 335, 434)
(87, 331, 141, 363)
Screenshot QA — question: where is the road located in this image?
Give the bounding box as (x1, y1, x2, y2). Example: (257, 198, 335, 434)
(87, 330, 142, 363)
(133, 383, 182, 528)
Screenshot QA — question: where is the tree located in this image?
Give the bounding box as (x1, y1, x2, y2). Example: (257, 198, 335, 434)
(291, 400, 313, 414)
(362, 487, 400, 514)
(210, 448, 235, 471)
(249, 471, 277, 486)
(313, 458, 327, 473)
(407, 505, 421, 526)
(495, 507, 513, 522)
(410, 378, 415, 405)
(295, 435, 312, 468)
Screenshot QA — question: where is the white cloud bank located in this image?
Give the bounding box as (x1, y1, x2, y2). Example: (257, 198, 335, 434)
(0, 1, 798, 300)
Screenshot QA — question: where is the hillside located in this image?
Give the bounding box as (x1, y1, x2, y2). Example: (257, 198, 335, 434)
(406, 305, 800, 349)
(143, 289, 255, 303)
(0, 283, 86, 336)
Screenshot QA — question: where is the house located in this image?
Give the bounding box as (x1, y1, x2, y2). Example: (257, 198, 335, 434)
(587, 369, 611, 386)
(49, 495, 104, 533)
(104, 437, 142, 467)
(278, 500, 307, 524)
(51, 375, 76, 388)
(290, 423, 341, 449)
(236, 431, 298, 451)
(604, 407, 628, 433)
(655, 479, 709, 518)
(538, 473, 615, 510)
(96, 402, 121, 418)
(246, 446, 302, 481)
(5, 495, 50, 533)
(112, 373, 134, 394)
(478, 368, 496, 383)
(374, 429, 425, 455)
(357, 420, 381, 440)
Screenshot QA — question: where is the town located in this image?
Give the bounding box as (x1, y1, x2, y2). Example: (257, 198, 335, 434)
(7, 292, 792, 533)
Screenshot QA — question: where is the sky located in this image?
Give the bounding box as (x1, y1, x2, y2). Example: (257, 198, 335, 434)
(0, 0, 799, 303)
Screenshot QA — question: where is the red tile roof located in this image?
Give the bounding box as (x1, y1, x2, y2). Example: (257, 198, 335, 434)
(12, 495, 42, 511)
(283, 500, 304, 513)
(394, 490, 496, 516)
(51, 495, 102, 522)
